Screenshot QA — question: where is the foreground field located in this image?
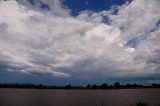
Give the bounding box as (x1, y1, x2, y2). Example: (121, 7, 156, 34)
(0, 88, 159, 106)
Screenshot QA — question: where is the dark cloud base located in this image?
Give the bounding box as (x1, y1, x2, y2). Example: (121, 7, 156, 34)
(0, 69, 160, 86)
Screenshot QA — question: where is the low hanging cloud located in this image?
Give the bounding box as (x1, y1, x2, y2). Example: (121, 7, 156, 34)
(0, 0, 160, 80)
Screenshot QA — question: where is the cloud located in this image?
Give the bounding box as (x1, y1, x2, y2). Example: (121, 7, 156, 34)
(17, 0, 70, 17)
(0, 0, 159, 81)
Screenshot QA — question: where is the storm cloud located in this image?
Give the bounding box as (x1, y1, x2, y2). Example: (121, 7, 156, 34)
(0, 0, 160, 84)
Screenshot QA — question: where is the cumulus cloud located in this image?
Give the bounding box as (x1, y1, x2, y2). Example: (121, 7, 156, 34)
(17, 0, 70, 17)
(0, 0, 159, 81)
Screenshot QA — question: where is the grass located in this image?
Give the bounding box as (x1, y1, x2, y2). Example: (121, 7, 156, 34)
(129, 102, 160, 106)
(129, 102, 148, 106)
(94, 101, 159, 106)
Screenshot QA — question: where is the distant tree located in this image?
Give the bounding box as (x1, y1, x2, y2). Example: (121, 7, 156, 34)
(152, 84, 160, 88)
(86, 84, 91, 89)
(37, 84, 47, 89)
(125, 83, 131, 88)
(37, 84, 43, 89)
(108, 85, 113, 89)
(114, 82, 120, 89)
(100, 83, 108, 89)
(92, 84, 97, 89)
(65, 84, 72, 89)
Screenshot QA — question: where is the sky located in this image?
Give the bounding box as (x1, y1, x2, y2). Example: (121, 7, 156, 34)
(0, 0, 160, 85)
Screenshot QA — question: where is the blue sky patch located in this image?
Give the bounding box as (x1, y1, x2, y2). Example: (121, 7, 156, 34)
(62, 0, 132, 16)
(27, 0, 36, 5)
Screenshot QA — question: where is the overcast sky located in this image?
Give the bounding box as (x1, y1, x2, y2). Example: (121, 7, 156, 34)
(0, 0, 160, 85)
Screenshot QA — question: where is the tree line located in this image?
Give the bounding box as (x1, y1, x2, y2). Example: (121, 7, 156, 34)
(0, 82, 160, 89)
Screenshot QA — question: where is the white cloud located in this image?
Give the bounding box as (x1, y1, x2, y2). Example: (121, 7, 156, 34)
(0, 0, 159, 80)
(110, 0, 160, 41)
(17, 0, 70, 17)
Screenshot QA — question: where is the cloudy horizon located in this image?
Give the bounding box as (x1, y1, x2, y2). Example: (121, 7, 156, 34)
(0, 0, 160, 85)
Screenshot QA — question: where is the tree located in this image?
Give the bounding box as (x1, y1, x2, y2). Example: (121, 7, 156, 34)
(65, 84, 72, 89)
(114, 82, 120, 89)
(37, 84, 43, 89)
(100, 83, 108, 89)
(86, 84, 91, 89)
(92, 84, 97, 89)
